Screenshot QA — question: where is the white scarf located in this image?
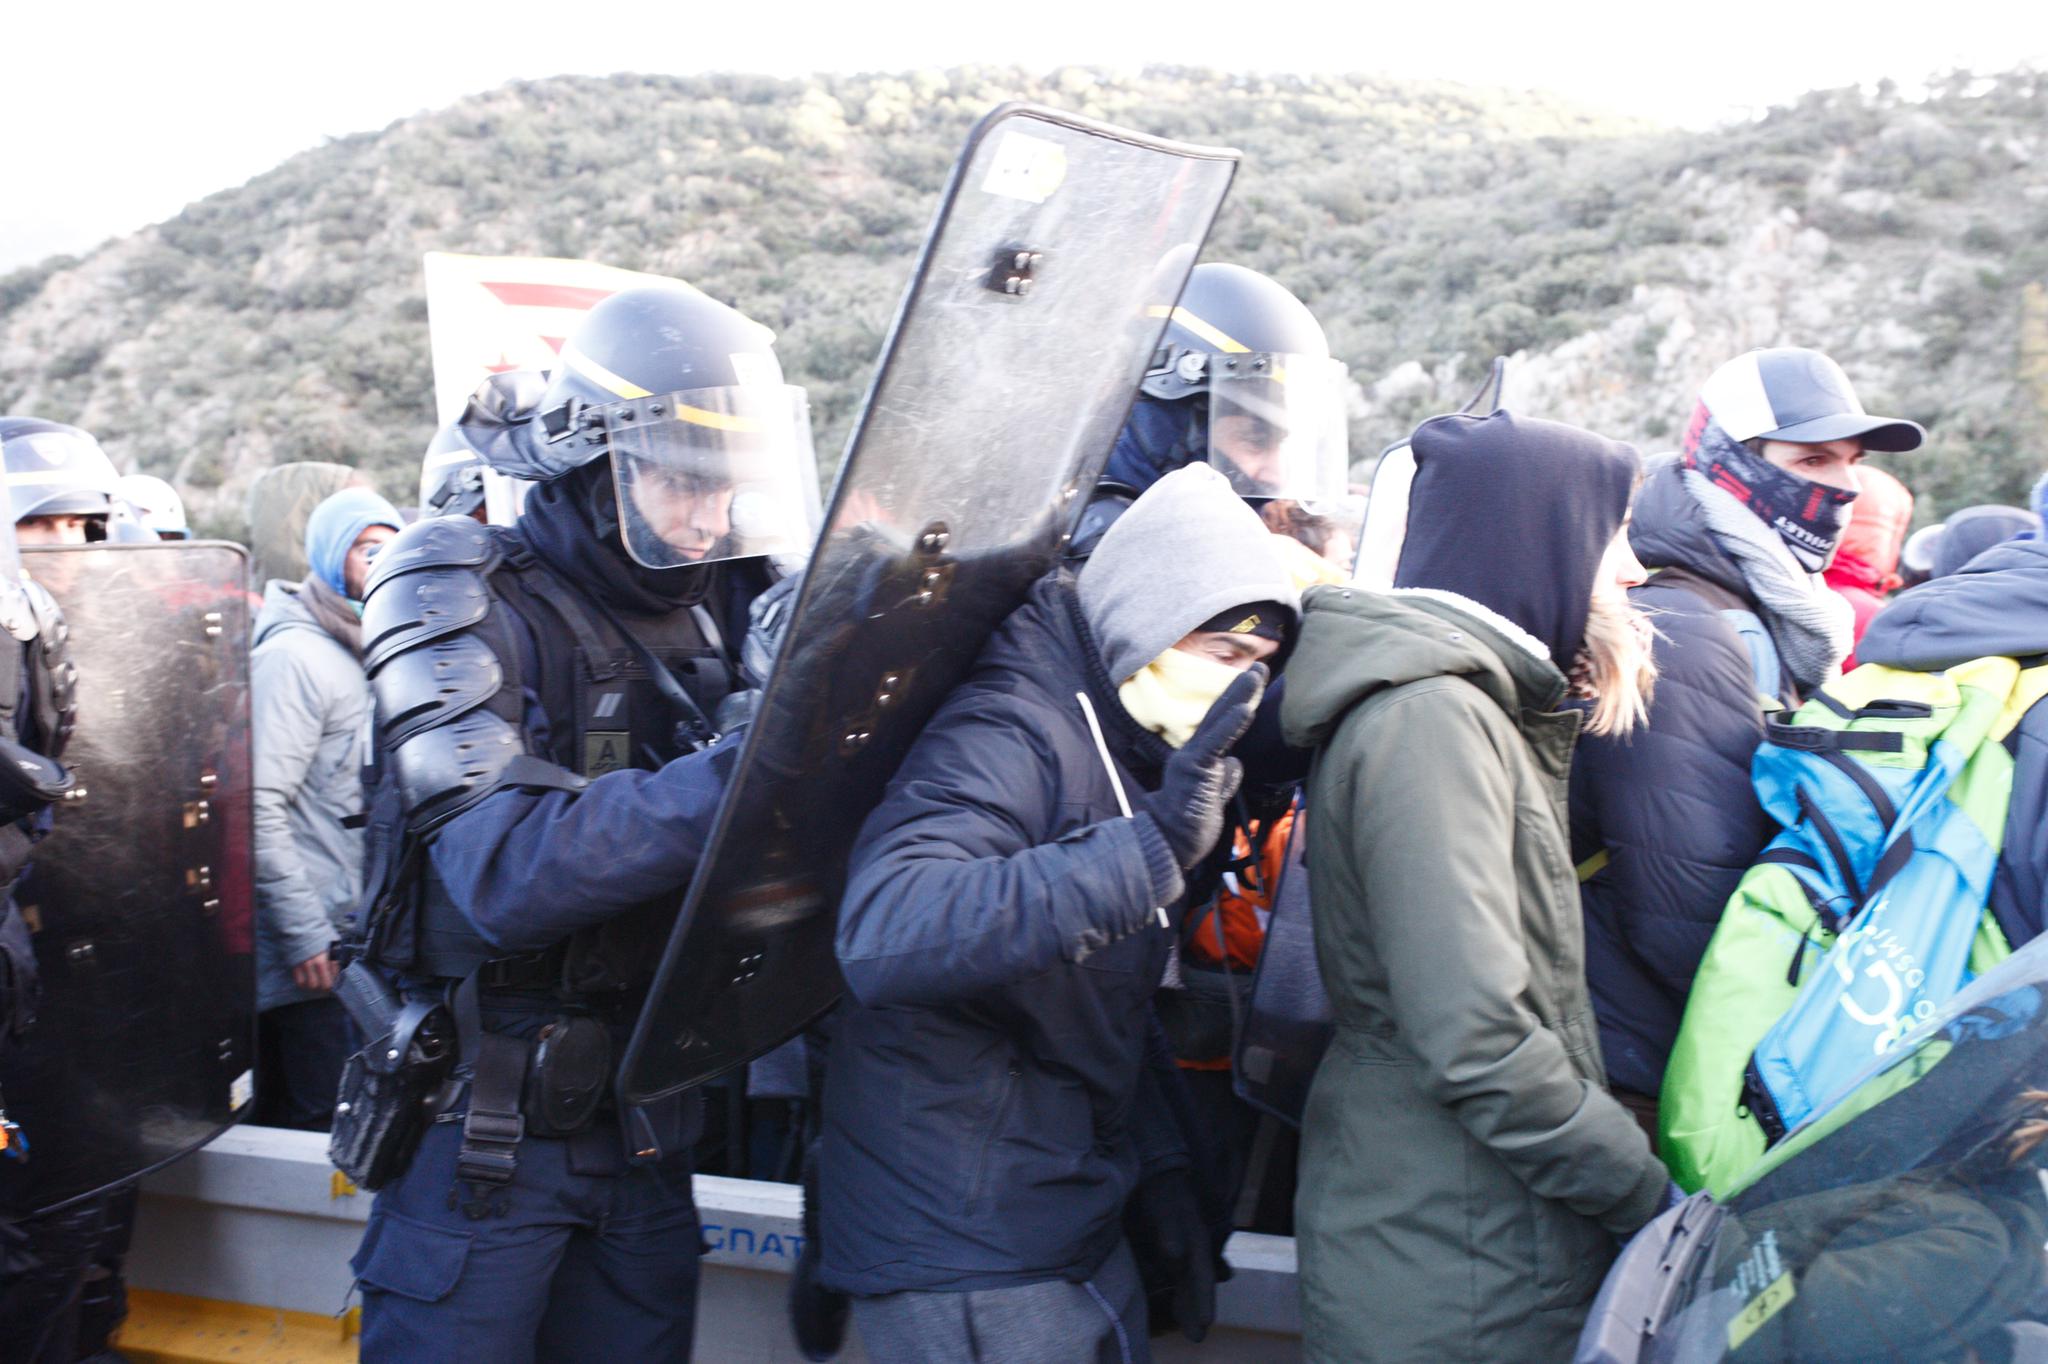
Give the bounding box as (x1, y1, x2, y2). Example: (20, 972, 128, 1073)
(1684, 469, 1854, 690)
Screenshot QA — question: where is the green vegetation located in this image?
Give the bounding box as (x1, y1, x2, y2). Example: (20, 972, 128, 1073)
(1, 67, 2044, 538)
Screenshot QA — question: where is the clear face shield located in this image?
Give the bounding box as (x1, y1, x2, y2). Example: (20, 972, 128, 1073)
(1203, 354, 1350, 504)
(600, 385, 822, 570)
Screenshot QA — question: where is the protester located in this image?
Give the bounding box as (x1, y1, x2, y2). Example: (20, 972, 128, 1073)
(250, 487, 402, 1130)
(1280, 409, 1669, 1361)
(1570, 347, 1923, 1124)
(1858, 533, 2048, 949)
(1822, 463, 1913, 667)
(820, 464, 1298, 1364)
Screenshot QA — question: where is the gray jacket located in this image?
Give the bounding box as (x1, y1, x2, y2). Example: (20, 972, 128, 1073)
(251, 580, 369, 1012)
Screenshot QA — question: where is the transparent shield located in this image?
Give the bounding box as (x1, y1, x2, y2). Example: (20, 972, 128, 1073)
(0, 543, 255, 1216)
(1353, 441, 1416, 589)
(1207, 354, 1349, 503)
(604, 385, 821, 568)
(619, 104, 1239, 1102)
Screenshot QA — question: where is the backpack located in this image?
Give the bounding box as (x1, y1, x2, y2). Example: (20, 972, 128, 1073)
(1661, 654, 2048, 1196)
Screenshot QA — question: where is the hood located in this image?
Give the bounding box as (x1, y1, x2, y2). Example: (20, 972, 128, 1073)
(1858, 539, 2048, 670)
(1393, 409, 1639, 665)
(1823, 543, 1889, 596)
(252, 578, 320, 648)
(1279, 584, 1564, 750)
(1630, 455, 1749, 600)
(1831, 464, 1913, 586)
(1078, 463, 1299, 685)
(979, 571, 1173, 779)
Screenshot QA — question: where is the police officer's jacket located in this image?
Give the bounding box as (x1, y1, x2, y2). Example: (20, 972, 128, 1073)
(356, 471, 763, 1009)
(820, 570, 1191, 1295)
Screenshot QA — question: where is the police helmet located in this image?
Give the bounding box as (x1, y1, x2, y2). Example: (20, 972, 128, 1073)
(1138, 264, 1349, 505)
(114, 473, 188, 538)
(418, 422, 489, 520)
(1, 417, 120, 527)
(532, 286, 819, 569)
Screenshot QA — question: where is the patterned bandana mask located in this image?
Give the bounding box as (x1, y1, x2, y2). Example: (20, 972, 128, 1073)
(1683, 404, 1857, 572)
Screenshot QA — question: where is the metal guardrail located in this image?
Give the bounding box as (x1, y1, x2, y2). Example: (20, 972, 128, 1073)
(126, 1125, 1303, 1361)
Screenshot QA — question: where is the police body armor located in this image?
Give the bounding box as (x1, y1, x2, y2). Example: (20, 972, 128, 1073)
(335, 516, 741, 1189)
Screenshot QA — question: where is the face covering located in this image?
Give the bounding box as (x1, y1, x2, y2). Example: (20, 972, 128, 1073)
(1118, 644, 1242, 748)
(1684, 407, 1856, 572)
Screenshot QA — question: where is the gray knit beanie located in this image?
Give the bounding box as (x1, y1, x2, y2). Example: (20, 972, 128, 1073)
(1077, 464, 1302, 684)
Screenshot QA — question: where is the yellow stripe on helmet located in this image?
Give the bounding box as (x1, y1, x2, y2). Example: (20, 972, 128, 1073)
(559, 343, 652, 400)
(1145, 305, 1250, 355)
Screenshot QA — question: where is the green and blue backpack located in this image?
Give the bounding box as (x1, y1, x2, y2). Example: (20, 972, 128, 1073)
(1661, 653, 2048, 1196)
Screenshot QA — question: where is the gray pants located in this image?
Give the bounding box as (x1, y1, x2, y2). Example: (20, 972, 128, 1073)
(850, 1239, 1148, 1364)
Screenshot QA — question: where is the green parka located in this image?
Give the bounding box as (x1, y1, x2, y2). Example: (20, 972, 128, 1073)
(1280, 584, 1669, 1364)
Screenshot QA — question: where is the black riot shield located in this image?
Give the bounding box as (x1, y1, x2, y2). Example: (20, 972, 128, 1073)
(0, 543, 255, 1215)
(620, 106, 1238, 1102)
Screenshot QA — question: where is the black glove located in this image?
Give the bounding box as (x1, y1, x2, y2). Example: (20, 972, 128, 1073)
(1124, 1167, 1218, 1343)
(1136, 664, 1266, 870)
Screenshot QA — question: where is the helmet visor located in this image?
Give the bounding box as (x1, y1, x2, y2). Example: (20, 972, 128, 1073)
(605, 385, 821, 569)
(1205, 354, 1349, 504)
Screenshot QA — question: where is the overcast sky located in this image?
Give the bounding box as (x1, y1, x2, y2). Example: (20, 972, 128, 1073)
(5, 0, 2042, 272)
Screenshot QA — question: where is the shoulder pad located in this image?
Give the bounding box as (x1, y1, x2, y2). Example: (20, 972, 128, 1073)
(372, 632, 505, 748)
(361, 519, 504, 675)
(388, 706, 523, 829)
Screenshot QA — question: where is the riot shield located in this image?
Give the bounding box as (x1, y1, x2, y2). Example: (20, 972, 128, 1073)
(620, 105, 1238, 1102)
(0, 543, 255, 1215)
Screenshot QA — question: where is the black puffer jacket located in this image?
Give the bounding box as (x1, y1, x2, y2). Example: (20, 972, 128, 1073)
(1569, 456, 1797, 1097)
(819, 571, 1190, 1295)
(1858, 538, 2048, 948)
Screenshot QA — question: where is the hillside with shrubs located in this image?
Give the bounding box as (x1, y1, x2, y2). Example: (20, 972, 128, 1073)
(2, 66, 2044, 536)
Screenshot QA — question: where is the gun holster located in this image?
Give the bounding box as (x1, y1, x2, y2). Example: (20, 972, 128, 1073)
(329, 994, 455, 1191)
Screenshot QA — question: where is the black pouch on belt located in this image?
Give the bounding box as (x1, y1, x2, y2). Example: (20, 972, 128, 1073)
(523, 1015, 612, 1138)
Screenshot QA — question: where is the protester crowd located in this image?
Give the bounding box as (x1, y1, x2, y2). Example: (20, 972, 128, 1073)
(3, 253, 2048, 1364)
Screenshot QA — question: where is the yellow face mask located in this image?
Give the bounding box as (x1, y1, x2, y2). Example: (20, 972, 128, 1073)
(1118, 645, 1245, 748)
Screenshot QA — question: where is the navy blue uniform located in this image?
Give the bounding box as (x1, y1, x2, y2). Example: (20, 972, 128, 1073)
(351, 469, 760, 1363)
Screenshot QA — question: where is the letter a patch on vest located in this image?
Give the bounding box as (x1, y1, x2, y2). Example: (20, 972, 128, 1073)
(584, 732, 629, 776)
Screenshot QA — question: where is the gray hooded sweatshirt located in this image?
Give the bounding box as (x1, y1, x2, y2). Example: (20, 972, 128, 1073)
(251, 579, 370, 1012)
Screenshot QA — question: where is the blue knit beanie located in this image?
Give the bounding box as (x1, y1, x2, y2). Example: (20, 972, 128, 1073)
(305, 487, 404, 598)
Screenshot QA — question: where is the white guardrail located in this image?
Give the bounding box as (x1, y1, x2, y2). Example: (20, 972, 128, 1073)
(129, 1125, 1304, 1362)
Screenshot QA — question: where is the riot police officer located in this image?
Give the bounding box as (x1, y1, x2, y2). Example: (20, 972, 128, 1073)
(1070, 261, 1349, 556)
(343, 285, 818, 1361)
(0, 419, 99, 1362)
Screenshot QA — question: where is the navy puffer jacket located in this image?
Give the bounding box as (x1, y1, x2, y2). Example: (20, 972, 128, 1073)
(819, 571, 1190, 1296)
(1569, 457, 1796, 1097)
(1858, 538, 2048, 949)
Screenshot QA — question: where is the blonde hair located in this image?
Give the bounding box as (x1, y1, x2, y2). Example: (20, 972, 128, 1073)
(1577, 593, 1658, 738)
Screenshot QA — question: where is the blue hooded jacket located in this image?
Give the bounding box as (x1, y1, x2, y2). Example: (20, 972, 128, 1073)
(1857, 538, 2048, 948)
